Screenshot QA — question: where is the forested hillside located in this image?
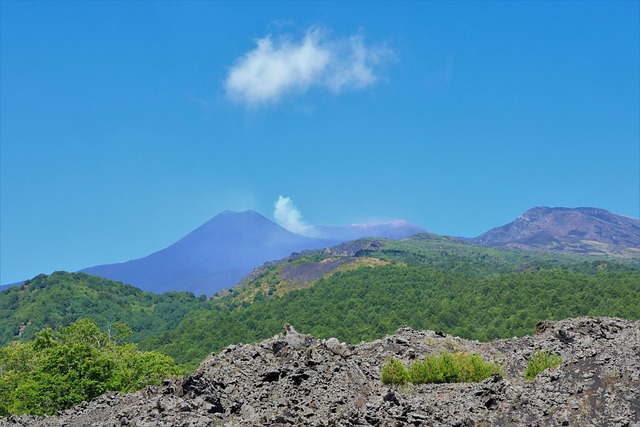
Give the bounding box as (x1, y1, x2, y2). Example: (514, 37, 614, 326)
(144, 236, 640, 369)
(220, 234, 639, 304)
(0, 272, 206, 346)
(2, 237, 639, 373)
(148, 267, 640, 370)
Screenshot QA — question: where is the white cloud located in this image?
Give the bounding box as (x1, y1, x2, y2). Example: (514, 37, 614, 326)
(324, 35, 381, 92)
(225, 27, 390, 106)
(273, 195, 310, 235)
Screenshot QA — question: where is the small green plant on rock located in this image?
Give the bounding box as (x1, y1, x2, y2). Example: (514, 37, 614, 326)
(381, 356, 409, 384)
(524, 350, 562, 380)
(382, 351, 502, 385)
(408, 353, 442, 384)
(453, 352, 501, 382)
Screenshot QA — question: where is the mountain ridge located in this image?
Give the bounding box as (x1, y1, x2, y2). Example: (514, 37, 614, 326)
(79, 210, 426, 296)
(471, 206, 640, 256)
(4, 206, 638, 293)
(81, 210, 338, 296)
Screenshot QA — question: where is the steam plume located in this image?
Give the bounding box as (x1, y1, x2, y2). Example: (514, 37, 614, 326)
(273, 196, 311, 235)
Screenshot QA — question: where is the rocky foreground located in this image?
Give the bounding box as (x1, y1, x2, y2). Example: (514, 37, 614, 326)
(3, 317, 639, 426)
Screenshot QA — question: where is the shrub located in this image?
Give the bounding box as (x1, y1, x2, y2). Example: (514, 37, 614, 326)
(453, 352, 501, 382)
(439, 351, 460, 383)
(381, 356, 409, 384)
(0, 319, 183, 416)
(383, 351, 502, 385)
(408, 354, 443, 383)
(524, 350, 562, 380)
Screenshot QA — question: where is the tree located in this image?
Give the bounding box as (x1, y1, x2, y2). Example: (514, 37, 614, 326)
(0, 319, 183, 416)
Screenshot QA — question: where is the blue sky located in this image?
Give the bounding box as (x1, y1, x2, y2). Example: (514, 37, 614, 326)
(1, 1, 639, 284)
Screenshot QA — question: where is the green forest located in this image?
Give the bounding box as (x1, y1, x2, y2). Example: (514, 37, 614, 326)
(0, 272, 206, 346)
(149, 266, 640, 370)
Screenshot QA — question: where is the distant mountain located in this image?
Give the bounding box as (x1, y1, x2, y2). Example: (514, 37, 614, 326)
(8, 206, 637, 295)
(309, 219, 426, 241)
(471, 207, 640, 257)
(82, 210, 337, 296)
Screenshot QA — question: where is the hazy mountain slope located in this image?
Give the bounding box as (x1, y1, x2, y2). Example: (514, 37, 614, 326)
(79, 211, 427, 296)
(82, 210, 337, 296)
(309, 219, 426, 241)
(6, 206, 637, 293)
(471, 207, 640, 256)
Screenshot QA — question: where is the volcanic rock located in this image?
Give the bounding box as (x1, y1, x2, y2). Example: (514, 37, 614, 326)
(3, 317, 639, 426)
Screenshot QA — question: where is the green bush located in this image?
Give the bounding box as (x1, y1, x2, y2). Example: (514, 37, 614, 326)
(381, 356, 409, 384)
(524, 350, 562, 380)
(408, 353, 442, 383)
(382, 351, 502, 385)
(451, 352, 501, 382)
(0, 319, 184, 416)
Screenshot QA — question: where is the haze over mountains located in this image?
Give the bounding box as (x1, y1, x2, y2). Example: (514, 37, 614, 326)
(4, 206, 638, 296)
(81, 211, 331, 296)
(308, 220, 427, 242)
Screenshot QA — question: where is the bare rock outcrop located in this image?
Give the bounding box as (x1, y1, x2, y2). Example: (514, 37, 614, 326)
(3, 317, 639, 426)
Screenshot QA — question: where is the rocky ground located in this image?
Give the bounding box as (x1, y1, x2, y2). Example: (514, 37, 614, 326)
(3, 317, 639, 426)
